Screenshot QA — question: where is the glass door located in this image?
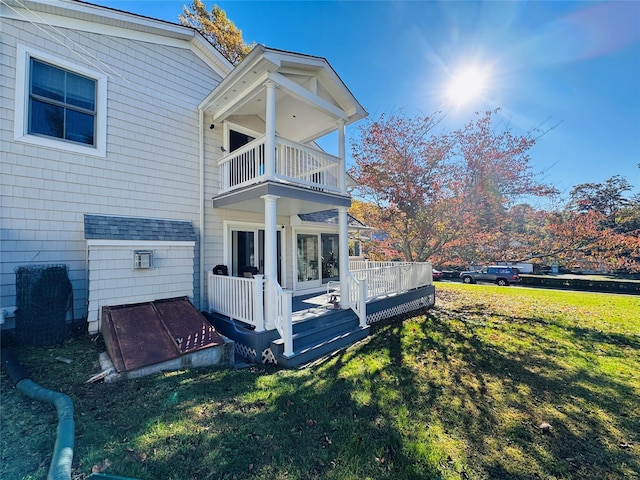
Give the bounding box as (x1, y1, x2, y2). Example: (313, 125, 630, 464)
(231, 230, 255, 277)
(258, 229, 282, 284)
(321, 233, 340, 283)
(232, 228, 282, 283)
(297, 234, 320, 289)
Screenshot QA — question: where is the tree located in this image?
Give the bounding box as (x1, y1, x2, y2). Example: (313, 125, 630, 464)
(180, 1, 253, 66)
(349, 111, 453, 262)
(349, 110, 557, 265)
(568, 175, 632, 228)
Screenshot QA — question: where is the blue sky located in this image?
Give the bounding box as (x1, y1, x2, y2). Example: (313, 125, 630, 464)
(93, 0, 640, 200)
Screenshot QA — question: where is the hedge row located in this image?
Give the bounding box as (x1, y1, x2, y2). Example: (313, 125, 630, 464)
(519, 275, 640, 295)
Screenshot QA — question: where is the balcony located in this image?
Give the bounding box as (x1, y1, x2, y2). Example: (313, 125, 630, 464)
(218, 135, 342, 195)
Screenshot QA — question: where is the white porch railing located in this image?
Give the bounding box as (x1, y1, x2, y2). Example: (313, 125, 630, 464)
(208, 273, 265, 332)
(349, 260, 414, 271)
(271, 280, 294, 357)
(207, 272, 294, 354)
(349, 261, 433, 302)
(218, 135, 341, 194)
(347, 273, 368, 328)
(207, 262, 432, 347)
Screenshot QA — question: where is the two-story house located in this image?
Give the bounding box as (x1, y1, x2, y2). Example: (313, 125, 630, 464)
(1, 0, 435, 368)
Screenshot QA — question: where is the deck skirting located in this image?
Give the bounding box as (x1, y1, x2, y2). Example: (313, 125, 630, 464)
(204, 285, 436, 367)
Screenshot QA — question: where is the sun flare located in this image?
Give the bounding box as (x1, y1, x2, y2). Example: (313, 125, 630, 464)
(447, 65, 490, 106)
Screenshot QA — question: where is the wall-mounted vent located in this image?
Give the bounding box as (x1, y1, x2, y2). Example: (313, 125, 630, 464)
(133, 250, 153, 269)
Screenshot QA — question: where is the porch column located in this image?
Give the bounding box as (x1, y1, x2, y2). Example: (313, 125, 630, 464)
(262, 194, 279, 328)
(338, 206, 350, 308)
(337, 120, 347, 195)
(264, 80, 277, 181)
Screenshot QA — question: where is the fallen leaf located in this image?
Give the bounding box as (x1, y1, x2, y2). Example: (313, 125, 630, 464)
(538, 422, 551, 433)
(91, 459, 111, 473)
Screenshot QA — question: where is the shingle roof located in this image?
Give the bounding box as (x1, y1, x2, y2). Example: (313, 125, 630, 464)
(298, 209, 367, 228)
(84, 215, 197, 241)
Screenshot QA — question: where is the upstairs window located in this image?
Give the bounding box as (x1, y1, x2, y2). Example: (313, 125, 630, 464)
(29, 58, 97, 146)
(14, 45, 107, 157)
(229, 129, 255, 152)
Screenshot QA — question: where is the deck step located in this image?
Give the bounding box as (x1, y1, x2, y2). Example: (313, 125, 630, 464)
(271, 309, 369, 368)
(291, 309, 357, 343)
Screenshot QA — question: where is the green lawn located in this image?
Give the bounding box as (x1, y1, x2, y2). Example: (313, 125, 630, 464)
(1, 284, 639, 479)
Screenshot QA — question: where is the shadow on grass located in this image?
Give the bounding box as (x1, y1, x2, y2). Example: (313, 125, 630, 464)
(358, 300, 639, 480)
(2, 297, 638, 480)
(2, 333, 440, 479)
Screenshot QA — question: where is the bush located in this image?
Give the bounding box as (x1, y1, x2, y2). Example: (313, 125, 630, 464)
(520, 275, 640, 294)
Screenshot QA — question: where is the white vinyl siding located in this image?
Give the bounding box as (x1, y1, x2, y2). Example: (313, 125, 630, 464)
(1, 15, 223, 320)
(86, 241, 195, 333)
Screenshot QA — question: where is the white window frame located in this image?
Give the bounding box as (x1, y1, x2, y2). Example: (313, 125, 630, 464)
(223, 120, 261, 152)
(14, 44, 107, 157)
(223, 220, 287, 285)
(292, 225, 341, 294)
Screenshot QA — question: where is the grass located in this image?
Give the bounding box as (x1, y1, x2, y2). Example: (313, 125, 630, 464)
(1, 283, 639, 480)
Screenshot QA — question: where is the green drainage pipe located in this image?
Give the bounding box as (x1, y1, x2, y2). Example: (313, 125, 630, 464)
(1, 348, 74, 480)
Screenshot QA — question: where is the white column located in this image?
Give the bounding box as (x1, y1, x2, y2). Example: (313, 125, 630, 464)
(264, 81, 277, 180)
(338, 206, 350, 309)
(262, 194, 279, 328)
(337, 120, 347, 195)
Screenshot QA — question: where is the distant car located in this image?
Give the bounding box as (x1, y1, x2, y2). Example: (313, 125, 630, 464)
(432, 269, 442, 281)
(459, 266, 521, 286)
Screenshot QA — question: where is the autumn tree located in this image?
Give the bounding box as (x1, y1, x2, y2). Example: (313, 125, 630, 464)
(349, 110, 557, 265)
(568, 175, 632, 229)
(445, 110, 558, 262)
(180, 1, 253, 65)
(349, 112, 453, 262)
(349, 200, 402, 260)
(551, 174, 640, 271)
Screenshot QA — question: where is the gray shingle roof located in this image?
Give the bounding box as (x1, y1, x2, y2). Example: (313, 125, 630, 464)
(298, 209, 367, 228)
(84, 215, 197, 241)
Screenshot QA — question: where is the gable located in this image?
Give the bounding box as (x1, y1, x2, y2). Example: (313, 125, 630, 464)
(0, 0, 232, 78)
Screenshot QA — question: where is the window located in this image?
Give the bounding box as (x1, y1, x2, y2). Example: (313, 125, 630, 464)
(14, 45, 107, 156)
(229, 129, 255, 152)
(29, 58, 96, 145)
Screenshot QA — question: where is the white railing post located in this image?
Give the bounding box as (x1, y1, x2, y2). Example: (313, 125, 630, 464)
(281, 289, 293, 356)
(395, 264, 402, 294)
(358, 278, 367, 328)
(253, 274, 265, 332)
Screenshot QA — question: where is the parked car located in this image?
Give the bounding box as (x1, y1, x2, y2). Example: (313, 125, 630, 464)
(459, 266, 521, 286)
(432, 269, 442, 281)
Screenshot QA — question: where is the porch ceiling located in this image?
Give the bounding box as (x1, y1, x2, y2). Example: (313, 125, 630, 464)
(212, 181, 351, 216)
(200, 46, 367, 144)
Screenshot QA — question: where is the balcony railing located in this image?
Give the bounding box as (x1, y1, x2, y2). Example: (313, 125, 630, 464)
(218, 135, 342, 194)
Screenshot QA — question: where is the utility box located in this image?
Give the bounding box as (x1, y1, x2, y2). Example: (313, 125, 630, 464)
(133, 250, 153, 269)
